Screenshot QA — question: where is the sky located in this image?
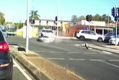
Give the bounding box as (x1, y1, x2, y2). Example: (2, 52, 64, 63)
(0, 0, 119, 22)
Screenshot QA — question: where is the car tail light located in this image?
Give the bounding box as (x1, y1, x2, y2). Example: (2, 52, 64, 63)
(0, 42, 9, 53)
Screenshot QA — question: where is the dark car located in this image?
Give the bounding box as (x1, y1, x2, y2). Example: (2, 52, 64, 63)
(104, 32, 116, 42)
(0, 30, 13, 80)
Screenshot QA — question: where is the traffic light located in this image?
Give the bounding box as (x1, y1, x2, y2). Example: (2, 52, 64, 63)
(112, 7, 115, 17)
(117, 8, 119, 17)
(55, 16, 58, 21)
(114, 16, 118, 21)
(54, 16, 58, 25)
(111, 7, 119, 21)
(86, 15, 92, 22)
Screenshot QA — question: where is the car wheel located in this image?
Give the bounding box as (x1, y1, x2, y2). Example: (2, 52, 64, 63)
(79, 36, 85, 40)
(97, 37, 103, 42)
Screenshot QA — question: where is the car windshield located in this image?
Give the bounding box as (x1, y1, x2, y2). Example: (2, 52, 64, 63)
(42, 30, 53, 33)
(105, 32, 114, 36)
(2, 0, 119, 80)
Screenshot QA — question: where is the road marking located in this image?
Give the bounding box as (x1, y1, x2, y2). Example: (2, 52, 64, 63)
(13, 59, 32, 80)
(47, 58, 65, 60)
(74, 44, 81, 47)
(100, 60, 119, 69)
(89, 59, 104, 62)
(35, 51, 67, 54)
(68, 52, 81, 54)
(69, 58, 86, 61)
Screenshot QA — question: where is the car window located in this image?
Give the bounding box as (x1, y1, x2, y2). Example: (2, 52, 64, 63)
(42, 30, 53, 33)
(117, 35, 119, 38)
(90, 31, 96, 35)
(2, 29, 6, 32)
(81, 31, 90, 34)
(81, 31, 86, 33)
(0, 31, 5, 42)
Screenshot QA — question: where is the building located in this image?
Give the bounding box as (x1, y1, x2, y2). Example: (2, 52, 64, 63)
(81, 20, 106, 26)
(33, 19, 70, 27)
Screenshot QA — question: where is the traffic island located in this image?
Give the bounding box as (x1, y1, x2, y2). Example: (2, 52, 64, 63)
(10, 46, 85, 80)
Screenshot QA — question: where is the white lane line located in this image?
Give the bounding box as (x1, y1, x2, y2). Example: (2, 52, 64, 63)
(74, 44, 81, 47)
(13, 59, 32, 80)
(35, 51, 66, 54)
(100, 60, 119, 69)
(89, 59, 104, 62)
(47, 58, 65, 60)
(69, 58, 86, 61)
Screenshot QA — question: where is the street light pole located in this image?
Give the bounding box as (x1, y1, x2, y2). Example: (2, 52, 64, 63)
(26, 0, 30, 53)
(56, 0, 59, 37)
(115, 6, 118, 46)
(115, 20, 117, 46)
(56, 19, 58, 37)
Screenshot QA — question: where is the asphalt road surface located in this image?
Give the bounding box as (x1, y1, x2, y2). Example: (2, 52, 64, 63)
(7, 36, 119, 80)
(13, 59, 34, 80)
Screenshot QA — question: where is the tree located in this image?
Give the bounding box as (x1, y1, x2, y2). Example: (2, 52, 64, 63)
(78, 16, 85, 21)
(0, 12, 5, 25)
(71, 15, 78, 26)
(29, 10, 40, 20)
(101, 14, 112, 23)
(14, 23, 24, 29)
(92, 14, 102, 21)
(86, 15, 92, 21)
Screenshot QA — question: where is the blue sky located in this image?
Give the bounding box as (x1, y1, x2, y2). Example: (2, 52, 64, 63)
(0, 0, 118, 22)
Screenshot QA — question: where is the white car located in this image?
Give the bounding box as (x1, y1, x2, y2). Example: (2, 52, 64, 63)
(38, 28, 56, 42)
(76, 30, 104, 42)
(109, 35, 119, 45)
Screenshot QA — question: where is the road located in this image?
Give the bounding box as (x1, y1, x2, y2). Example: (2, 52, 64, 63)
(7, 36, 119, 80)
(13, 59, 34, 80)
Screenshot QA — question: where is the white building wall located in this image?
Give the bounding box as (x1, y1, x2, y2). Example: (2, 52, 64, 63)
(81, 20, 106, 26)
(48, 21, 55, 26)
(33, 19, 70, 27)
(41, 21, 47, 26)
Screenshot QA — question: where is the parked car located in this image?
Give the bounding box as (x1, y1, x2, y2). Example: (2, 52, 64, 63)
(0, 27, 8, 38)
(104, 32, 116, 42)
(76, 30, 104, 42)
(0, 29, 13, 80)
(109, 34, 119, 45)
(37, 28, 56, 42)
(1, 29, 8, 38)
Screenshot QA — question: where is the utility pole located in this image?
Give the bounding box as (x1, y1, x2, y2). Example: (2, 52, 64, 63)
(26, 0, 30, 53)
(112, 7, 119, 46)
(115, 19, 117, 46)
(55, 16, 58, 37)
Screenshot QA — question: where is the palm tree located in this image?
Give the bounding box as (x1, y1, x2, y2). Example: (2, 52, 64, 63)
(0, 12, 5, 25)
(29, 10, 40, 20)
